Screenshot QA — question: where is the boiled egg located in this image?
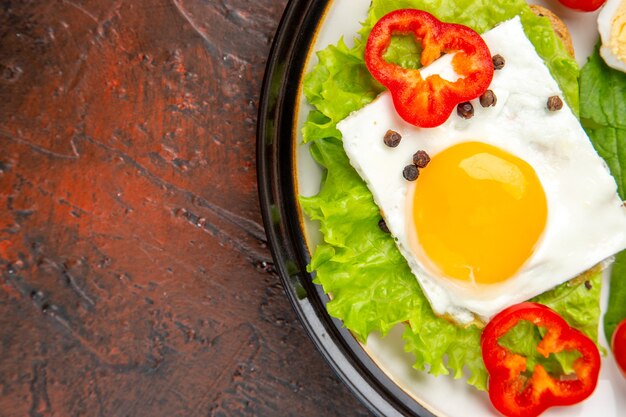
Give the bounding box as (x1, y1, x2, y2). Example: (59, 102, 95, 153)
(598, 0, 626, 72)
(337, 17, 626, 324)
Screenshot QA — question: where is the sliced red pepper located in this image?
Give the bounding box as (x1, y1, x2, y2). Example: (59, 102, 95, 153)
(481, 302, 600, 417)
(364, 9, 494, 128)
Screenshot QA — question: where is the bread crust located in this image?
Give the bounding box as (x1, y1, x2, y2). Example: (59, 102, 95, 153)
(529, 4, 575, 58)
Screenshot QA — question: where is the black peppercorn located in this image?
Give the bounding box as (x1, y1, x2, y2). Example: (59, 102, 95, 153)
(547, 95, 563, 111)
(378, 218, 390, 233)
(412, 150, 431, 168)
(457, 101, 474, 119)
(479, 90, 497, 108)
(383, 129, 402, 147)
(492, 54, 505, 70)
(402, 164, 419, 181)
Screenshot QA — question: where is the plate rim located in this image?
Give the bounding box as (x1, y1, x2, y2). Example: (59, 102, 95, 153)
(256, 1, 437, 416)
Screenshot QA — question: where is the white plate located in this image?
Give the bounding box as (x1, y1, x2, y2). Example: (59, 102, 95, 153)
(295, 1, 626, 416)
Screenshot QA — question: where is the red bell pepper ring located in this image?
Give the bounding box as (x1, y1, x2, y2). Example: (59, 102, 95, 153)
(364, 9, 494, 128)
(481, 302, 601, 417)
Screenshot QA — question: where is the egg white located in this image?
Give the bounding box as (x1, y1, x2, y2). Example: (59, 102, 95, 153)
(337, 16, 626, 323)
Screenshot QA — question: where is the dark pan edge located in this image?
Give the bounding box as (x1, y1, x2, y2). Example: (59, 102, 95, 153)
(256, 1, 437, 416)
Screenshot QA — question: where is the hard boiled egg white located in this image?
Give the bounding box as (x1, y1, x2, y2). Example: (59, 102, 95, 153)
(598, 0, 626, 73)
(337, 17, 626, 324)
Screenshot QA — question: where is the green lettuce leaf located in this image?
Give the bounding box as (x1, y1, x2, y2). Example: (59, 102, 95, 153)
(301, 0, 599, 391)
(604, 251, 626, 342)
(580, 45, 626, 199)
(580, 45, 626, 343)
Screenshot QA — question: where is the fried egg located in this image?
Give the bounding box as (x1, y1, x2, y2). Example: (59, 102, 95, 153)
(337, 16, 626, 324)
(598, 0, 626, 73)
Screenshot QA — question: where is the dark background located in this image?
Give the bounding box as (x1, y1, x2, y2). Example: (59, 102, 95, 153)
(0, 1, 371, 415)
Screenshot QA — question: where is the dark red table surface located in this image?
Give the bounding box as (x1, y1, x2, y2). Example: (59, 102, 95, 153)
(0, 1, 372, 416)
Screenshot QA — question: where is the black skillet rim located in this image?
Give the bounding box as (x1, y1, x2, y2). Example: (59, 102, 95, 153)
(256, 1, 437, 416)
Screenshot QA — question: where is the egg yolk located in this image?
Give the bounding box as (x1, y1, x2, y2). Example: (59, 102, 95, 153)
(412, 142, 547, 285)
